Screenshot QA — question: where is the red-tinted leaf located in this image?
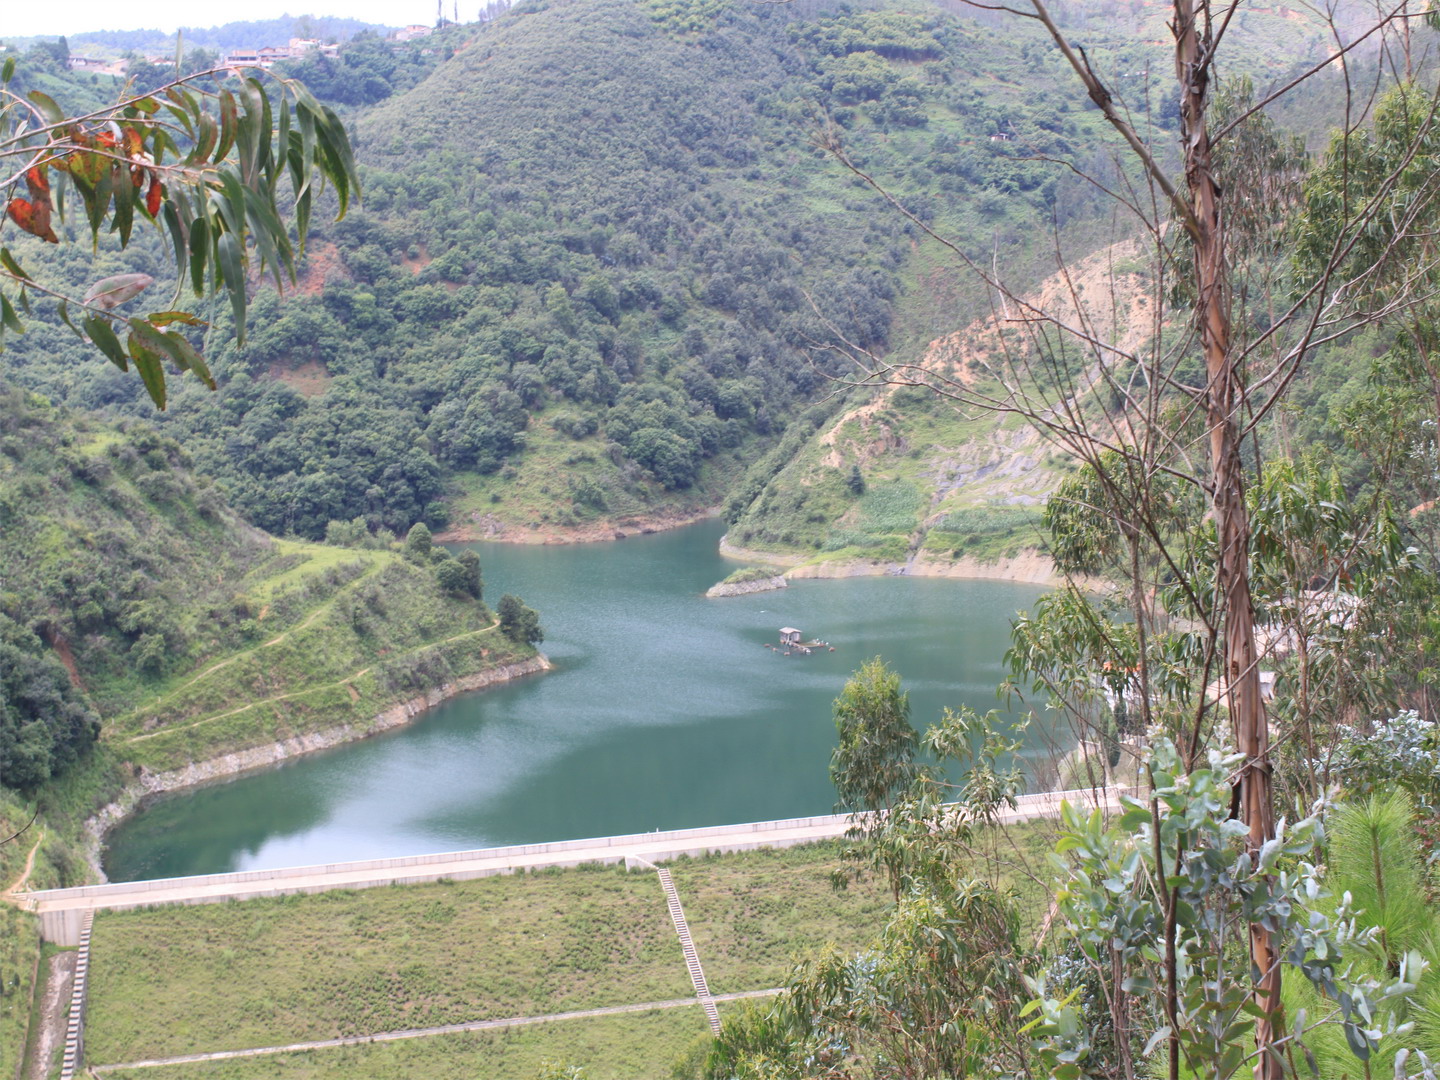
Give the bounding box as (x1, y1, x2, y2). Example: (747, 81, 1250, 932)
(123, 126, 144, 157)
(6, 198, 34, 231)
(66, 150, 108, 186)
(25, 165, 49, 194)
(84, 273, 154, 311)
(145, 174, 164, 217)
(30, 186, 56, 242)
(5, 197, 58, 243)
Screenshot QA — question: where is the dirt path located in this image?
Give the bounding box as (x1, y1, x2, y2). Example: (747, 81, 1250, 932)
(22, 951, 75, 1080)
(88, 990, 782, 1074)
(111, 559, 397, 738)
(3, 829, 43, 901)
(124, 668, 375, 743)
(125, 621, 501, 745)
(123, 573, 379, 726)
(260, 596, 338, 648)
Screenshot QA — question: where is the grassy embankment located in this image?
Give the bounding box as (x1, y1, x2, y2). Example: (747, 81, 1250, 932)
(101, 1011, 712, 1080)
(80, 830, 1057, 1078)
(105, 537, 530, 777)
(0, 394, 542, 1075)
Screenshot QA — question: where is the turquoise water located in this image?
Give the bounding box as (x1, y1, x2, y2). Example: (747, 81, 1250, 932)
(102, 520, 1053, 881)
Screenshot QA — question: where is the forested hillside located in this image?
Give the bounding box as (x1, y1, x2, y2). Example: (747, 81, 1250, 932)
(3, 0, 1175, 544)
(0, 384, 539, 832)
(3, 0, 1369, 563)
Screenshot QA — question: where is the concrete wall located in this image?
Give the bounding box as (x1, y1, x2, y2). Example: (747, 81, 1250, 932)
(26, 788, 1126, 944)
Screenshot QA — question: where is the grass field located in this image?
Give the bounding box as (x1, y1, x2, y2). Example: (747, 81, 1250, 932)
(84, 843, 893, 1068)
(83, 829, 1066, 1076)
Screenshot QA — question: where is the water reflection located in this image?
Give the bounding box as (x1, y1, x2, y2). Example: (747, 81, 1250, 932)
(104, 521, 1053, 881)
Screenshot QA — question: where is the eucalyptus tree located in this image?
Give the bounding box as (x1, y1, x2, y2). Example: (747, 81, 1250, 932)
(1027, 740, 1424, 1080)
(0, 55, 359, 408)
(807, 0, 1440, 1072)
(830, 657, 918, 819)
(709, 683, 1031, 1079)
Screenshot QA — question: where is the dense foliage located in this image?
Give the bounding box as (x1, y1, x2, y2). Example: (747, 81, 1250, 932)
(0, 386, 271, 781)
(0, 613, 98, 790)
(2, 0, 1139, 543)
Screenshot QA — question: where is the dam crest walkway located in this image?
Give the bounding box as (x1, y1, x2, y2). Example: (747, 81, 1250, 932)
(19, 786, 1129, 945)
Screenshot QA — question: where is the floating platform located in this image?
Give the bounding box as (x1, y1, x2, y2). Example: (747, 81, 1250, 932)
(763, 631, 835, 655)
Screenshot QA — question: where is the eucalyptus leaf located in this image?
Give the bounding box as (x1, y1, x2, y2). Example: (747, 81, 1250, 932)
(83, 273, 154, 311)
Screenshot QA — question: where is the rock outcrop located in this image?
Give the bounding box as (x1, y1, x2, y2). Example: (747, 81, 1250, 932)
(705, 576, 788, 598)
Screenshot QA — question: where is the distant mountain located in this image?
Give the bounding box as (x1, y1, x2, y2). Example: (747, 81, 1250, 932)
(64, 16, 397, 56)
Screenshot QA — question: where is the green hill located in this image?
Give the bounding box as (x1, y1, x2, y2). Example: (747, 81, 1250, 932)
(0, 384, 546, 1074)
(0, 383, 538, 861)
(2, 0, 1149, 546)
(1, 0, 1390, 564)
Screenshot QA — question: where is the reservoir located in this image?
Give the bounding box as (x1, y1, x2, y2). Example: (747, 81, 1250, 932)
(102, 520, 1052, 881)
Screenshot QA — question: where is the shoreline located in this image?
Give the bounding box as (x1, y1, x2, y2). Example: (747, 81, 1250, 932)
(788, 550, 1064, 586)
(435, 506, 721, 545)
(80, 533, 1071, 882)
(84, 655, 552, 882)
(438, 510, 1068, 588)
(719, 533, 1066, 586)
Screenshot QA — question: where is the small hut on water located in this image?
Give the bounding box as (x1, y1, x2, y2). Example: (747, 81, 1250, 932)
(779, 628, 803, 647)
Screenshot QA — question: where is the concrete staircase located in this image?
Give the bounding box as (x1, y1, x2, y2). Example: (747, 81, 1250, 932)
(59, 909, 94, 1080)
(655, 868, 721, 1034)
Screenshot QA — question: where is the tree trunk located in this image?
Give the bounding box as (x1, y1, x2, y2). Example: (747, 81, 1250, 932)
(1173, 3, 1282, 1078)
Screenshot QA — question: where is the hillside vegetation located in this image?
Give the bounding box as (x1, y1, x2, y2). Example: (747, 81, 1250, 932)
(0, 386, 539, 850)
(2, 0, 1157, 546)
(0, 384, 544, 1074)
(2, 0, 1392, 567)
(3, 0, 1371, 564)
(0, 385, 534, 780)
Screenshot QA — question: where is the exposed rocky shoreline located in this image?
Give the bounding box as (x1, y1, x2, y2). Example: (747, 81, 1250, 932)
(718, 534, 1063, 586)
(706, 576, 788, 598)
(436, 506, 721, 545)
(788, 549, 1062, 585)
(84, 655, 551, 881)
(442, 512, 1063, 587)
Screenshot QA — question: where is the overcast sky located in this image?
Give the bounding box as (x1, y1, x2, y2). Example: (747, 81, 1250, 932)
(2, 2, 440, 41)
